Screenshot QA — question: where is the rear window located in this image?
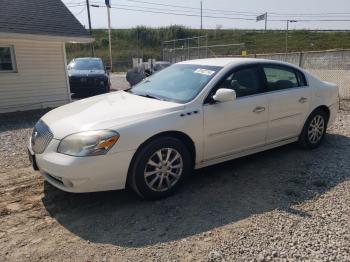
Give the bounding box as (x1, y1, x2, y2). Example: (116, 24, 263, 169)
(68, 59, 104, 70)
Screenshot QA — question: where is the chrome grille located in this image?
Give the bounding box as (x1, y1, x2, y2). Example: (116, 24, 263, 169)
(31, 120, 53, 154)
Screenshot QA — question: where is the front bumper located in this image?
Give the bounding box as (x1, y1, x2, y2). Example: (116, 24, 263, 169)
(69, 77, 109, 94)
(29, 139, 135, 193)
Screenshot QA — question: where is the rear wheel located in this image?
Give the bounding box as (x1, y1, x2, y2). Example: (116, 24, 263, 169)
(128, 137, 191, 200)
(299, 109, 328, 149)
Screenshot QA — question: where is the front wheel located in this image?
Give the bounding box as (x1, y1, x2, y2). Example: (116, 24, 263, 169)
(299, 109, 328, 149)
(128, 137, 191, 200)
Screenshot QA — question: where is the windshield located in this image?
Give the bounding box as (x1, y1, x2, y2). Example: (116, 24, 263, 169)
(68, 59, 104, 71)
(130, 64, 222, 103)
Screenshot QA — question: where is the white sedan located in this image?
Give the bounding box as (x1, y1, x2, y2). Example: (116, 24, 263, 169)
(28, 58, 339, 199)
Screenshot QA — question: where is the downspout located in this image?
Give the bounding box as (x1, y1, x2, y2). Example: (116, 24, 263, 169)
(62, 42, 72, 103)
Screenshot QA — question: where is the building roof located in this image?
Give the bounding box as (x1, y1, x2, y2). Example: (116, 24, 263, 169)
(0, 0, 92, 41)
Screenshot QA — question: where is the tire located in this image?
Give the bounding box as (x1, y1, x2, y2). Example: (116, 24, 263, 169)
(128, 137, 191, 200)
(299, 108, 328, 149)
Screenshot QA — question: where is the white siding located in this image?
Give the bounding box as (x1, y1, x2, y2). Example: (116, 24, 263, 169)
(0, 38, 70, 113)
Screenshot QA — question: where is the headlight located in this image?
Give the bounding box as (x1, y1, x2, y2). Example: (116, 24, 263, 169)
(57, 130, 119, 157)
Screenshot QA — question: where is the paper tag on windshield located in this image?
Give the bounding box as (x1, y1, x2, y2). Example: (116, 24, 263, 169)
(194, 68, 215, 76)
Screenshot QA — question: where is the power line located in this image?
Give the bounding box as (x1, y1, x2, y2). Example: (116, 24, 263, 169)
(65, 0, 85, 5)
(67, 0, 350, 19)
(67, 1, 350, 25)
(86, 0, 255, 17)
(126, 0, 262, 15)
(89, 2, 248, 16)
(66, 3, 86, 7)
(96, 2, 268, 20)
(93, 4, 350, 23)
(269, 11, 350, 16)
(267, 14, 350, 18)
(89, 2, 257, 20)
(109, 6, 257, 21)
(126, 0, 350, 17)
(280, 19, 350, 22)
(73, 6, 87, 16)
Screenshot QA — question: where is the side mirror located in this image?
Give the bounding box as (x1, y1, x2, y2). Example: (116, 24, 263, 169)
(105, 65, 111, 72)
(213, 88, 236, 103)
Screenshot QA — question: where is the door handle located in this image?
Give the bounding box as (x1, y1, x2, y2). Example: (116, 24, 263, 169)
(253, 106, 266, 113)
(299, 97, 308, 103)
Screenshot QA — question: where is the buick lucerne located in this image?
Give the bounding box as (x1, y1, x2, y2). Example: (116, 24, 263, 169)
(28, 58, 339, 199)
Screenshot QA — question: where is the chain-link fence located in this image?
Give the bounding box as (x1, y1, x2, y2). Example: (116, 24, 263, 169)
(162, 38, 350, 103)
(256, 50, 350, 100)
(101, 59, 133, 72)
(162, 36, 244, 63)
(163, 36, 208, 63)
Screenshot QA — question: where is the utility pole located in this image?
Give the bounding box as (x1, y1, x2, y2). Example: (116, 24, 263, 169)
(86, 0, 94, 56)
(136, 28, 139, 59)
(285, 20, 297, 53)
(200, 1, 203, 30)
(285, 20, 289, 53)
(107, 4, 113, 71)
(265, 12, 267, 31)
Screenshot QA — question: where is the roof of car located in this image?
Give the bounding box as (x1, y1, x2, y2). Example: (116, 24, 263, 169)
(0, 0, 91, 39)
(178, 57, 298, 68)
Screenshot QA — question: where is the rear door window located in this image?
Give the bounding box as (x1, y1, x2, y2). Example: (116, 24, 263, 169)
(263, 65, 300, 91)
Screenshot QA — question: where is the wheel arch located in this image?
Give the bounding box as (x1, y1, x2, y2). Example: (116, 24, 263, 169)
(126, 130, 196, 187)
(313, 105, 330, 122)
(300, 105, 331, 138)
(299, 104, 330, 149)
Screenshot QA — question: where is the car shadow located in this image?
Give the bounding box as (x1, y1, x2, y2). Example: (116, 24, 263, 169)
(71, 93, 91, 99)
(71, 92, 106, 100)
(42, 133, 350, 247)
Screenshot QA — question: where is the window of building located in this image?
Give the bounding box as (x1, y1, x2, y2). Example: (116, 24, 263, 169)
(0, 46, 17, 72)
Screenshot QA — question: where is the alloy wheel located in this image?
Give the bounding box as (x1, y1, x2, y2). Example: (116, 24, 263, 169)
(144, 148, 183, 192)
(307, 114, 325, 144)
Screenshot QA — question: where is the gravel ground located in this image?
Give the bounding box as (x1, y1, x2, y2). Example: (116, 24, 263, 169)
(0, 109, 51, 172)
(0, 102, 349, 261)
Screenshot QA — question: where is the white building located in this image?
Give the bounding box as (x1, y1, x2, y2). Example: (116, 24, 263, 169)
(0, 0, 93, 113)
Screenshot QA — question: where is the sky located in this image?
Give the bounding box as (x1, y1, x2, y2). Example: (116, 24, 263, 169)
(62, 0, 350, 30)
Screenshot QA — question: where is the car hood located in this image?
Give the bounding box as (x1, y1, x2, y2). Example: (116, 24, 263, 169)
(41, 91, 184, 139)
(68, 69, 106, 77)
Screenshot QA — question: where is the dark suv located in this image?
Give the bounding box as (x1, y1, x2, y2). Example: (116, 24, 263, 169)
(68, 57, 110, 97)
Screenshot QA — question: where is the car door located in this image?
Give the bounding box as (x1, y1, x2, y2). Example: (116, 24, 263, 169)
(203, 65, 268, 161)
(261, 64, 311, 143)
